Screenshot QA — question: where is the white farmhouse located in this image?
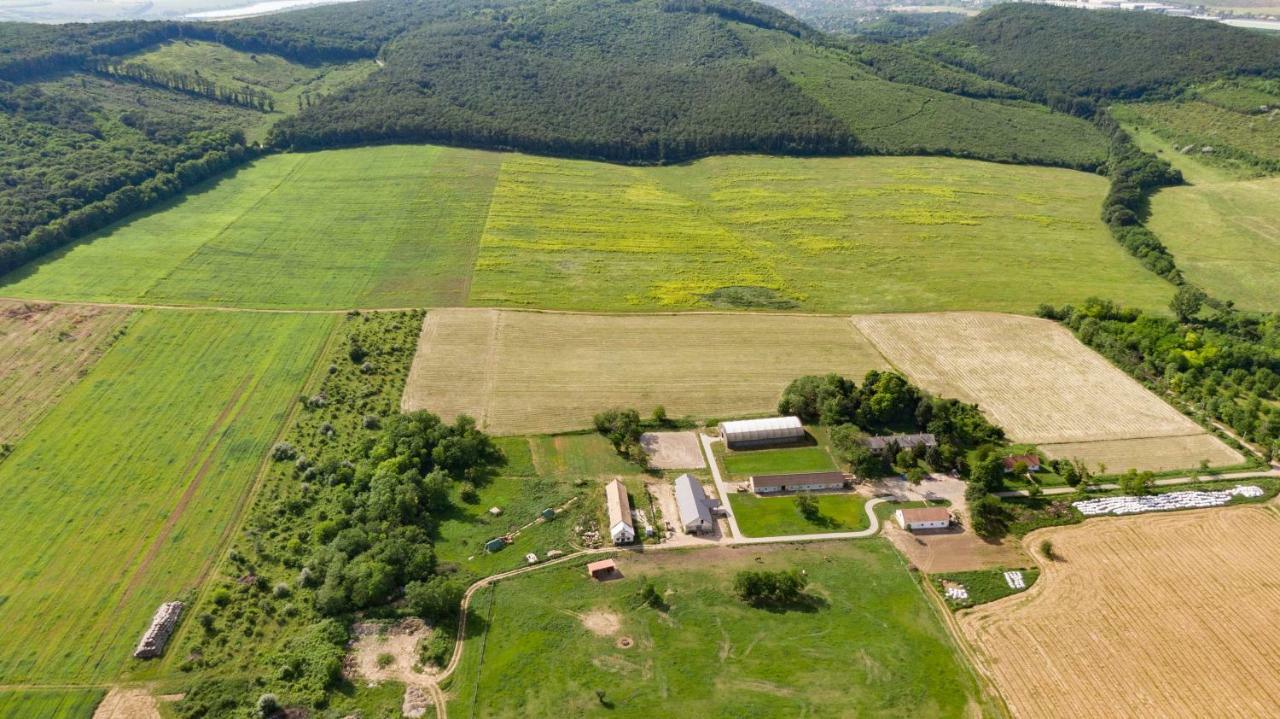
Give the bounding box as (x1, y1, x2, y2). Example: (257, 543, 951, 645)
(605, 478, 635, 545)
(895, 507, 952, 532)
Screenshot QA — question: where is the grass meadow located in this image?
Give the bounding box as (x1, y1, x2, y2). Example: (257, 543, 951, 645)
(0, 310, 333, 683)
(0, 689, 103, 718)
(0, 146, 500, 310)
(0, 301, 135, 445)
(127, 40, 378, 141)
(740, 26, 1109, 169)
(468, 152, 1171, 314)
(1146, 176, 1280, 312)
(1114, 100, 1280, 175)
(446, 541, 996, 717)
(727, 492, 868, 537)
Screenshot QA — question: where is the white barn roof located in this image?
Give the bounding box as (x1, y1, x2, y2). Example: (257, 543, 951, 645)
(674, 474, 714, 530)
(719, 416, 803, 442)
(605, 479, 633, 533)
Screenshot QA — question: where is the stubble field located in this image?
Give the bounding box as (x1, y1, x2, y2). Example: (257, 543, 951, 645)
(0, 301, 134, 445)
(401, 309, 890, 435)
(960, 501, 1280, 718)
(853, 312, 1242, 471)
(0, 310, 332, 683)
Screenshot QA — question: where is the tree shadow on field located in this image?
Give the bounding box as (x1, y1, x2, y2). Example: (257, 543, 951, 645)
(750, 592, 829, 615)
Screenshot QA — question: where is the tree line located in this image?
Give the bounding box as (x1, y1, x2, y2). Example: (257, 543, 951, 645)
(90, 60, 275, 111)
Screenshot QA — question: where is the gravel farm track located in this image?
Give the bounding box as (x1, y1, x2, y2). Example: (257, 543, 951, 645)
(957, 499, 1280, 718)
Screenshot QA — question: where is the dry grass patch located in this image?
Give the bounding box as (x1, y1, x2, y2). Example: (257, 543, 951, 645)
(960, 502, 1280, 718)
(1040, 435, 1242, 473)
(0, 301, 133, 444)
(402, 309, 889, 435)
(854, 312, 1238, 470)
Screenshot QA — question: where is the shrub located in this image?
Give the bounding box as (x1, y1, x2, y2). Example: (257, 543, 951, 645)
(459, 481, 479, 504)
(271, 442, 297, 462)
(376, 652, 395, 668)
(1040, 539, 1055, 560)
(256, 693, 280, 718)
(405, 576, 467, 623)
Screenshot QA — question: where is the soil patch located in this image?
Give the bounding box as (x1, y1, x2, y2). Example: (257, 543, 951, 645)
(576, 610, 622, 637)
(347, 618, 436, 685)
(641, 431, 707, 470)
(93, 688, 161, 719)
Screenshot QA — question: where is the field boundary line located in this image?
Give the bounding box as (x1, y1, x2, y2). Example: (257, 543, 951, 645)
(455, 152, 503, 305)
(918, 576, 1014, 719)
(156, 315, 343, 675)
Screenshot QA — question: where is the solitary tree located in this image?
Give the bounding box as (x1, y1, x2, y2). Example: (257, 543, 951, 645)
(794, 492, 819, 522)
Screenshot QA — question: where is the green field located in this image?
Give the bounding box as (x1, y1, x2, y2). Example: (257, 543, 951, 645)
(3, 146, 1172, 314)
(469, 152, 1172, 314)
(727, 492, 869, 537)
(126, 40, 378, 141)
(722, 446, 837, 478)
(741, 26, 1109, 170)
(933, 568, 1040, 610)
(0, 146, 500, 310)
(0, 689, 103, 718)
(0, 310, 332, 683)
(446, 541, 995, 716)
(1147, 176, 1280, 312)
(1113, 100, 1280, 176)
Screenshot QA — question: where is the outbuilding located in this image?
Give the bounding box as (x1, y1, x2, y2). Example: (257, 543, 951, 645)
(1002, 454, 1042, 473)
(895, 507, 952, 532)
(605, 479, 635, 545)
(719, 416, 804, 449)
(674, 473, 716, 534)
(864, 433, 937, 454)
(749, 471, 847, 494)
(587, 559, 619, 581)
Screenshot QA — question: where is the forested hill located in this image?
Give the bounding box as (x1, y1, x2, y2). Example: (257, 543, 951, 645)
(923, 4, 1280, 111)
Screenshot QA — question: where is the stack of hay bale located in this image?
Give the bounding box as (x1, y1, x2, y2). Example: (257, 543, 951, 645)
(133, 601, 184, 659)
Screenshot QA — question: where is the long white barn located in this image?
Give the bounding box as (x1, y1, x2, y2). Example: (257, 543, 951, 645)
(719, 416, 804, 448)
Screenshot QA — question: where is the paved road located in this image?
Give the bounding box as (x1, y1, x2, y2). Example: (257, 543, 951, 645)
(994, 468, 1280, 498)
(699, 433, 745, 539)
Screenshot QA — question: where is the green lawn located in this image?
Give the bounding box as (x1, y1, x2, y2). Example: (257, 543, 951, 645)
(727, 491, 868, 537)
(0, 145, 500, 310)
(468, 152, 1172, 314)
(722, 446, 836, 478)
(0, 310, 333, 683)
(446, 541, 996, 716)
(1146, 176, 1280, 312)
(0, 689, 103, 719)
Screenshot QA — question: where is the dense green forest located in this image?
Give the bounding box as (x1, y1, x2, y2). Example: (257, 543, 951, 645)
(923, 4, 1280, 113)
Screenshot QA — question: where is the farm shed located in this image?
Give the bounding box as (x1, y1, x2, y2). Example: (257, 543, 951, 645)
(133, 601, 184, 659)
(750, 471, 847, 494)
(605, 479, 635, 545)
(864, 433, 937, 454)
(895, 507, 952, 532)
(719, 416, 804, 448)
(1002, 454, 1042, 472)
(587, 559, 619, 581)
(674, 473, 716, 534)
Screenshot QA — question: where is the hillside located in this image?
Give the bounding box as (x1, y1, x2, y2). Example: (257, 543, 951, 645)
(923, 4, 1280, 108)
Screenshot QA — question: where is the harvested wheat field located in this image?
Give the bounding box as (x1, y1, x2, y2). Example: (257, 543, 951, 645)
(960, 502, 1280, 718)
(403, 309, 889, 434)
(0, 300, 134, 444)
(853, 312, 1241, 471)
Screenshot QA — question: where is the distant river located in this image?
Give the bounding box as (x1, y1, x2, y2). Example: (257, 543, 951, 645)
(185, 0, 362, 20)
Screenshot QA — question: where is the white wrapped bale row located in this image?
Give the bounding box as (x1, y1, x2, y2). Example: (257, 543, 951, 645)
(1004, 571, 1025, 589)
(133, 601, 184, 659)
(945, 585, 969, 601)
(1073, 485, 1264, 517)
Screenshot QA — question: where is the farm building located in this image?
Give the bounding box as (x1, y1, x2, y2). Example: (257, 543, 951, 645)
(895, 507, 952, 532)
(1002, 454, 1042, 472)
(719, 416, 804, 448)
(674, 473, 716, 534)
(587, 559, 619, 581)
(750, 471, 848, 494)
(864, 433, 937, 454)
(605, 479, 635, 545)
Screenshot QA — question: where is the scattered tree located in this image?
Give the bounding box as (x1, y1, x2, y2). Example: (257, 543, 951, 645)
(733, 569, 809, 607)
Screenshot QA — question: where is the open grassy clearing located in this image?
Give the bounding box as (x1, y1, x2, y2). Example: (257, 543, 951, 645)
(469, 152, 1170, 314)
(1113, 100, 1280, 174)
(721, 446, 836, 478)
(402, 309, 890, 435)
(0, 310, 333, 684)
(446, 541, 996, 717)
(961, 501, 1280, 718)
(0, 146, 500, 310)
(1145, 176, 1280, 312)
(853, 312, 1242, 471)
(740, 26, 1109, 169)
(125, 40, 378, 142)
(727, 492, 868, 537)
(0, 300, 134, 445)
(0, 689, 103, 718)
